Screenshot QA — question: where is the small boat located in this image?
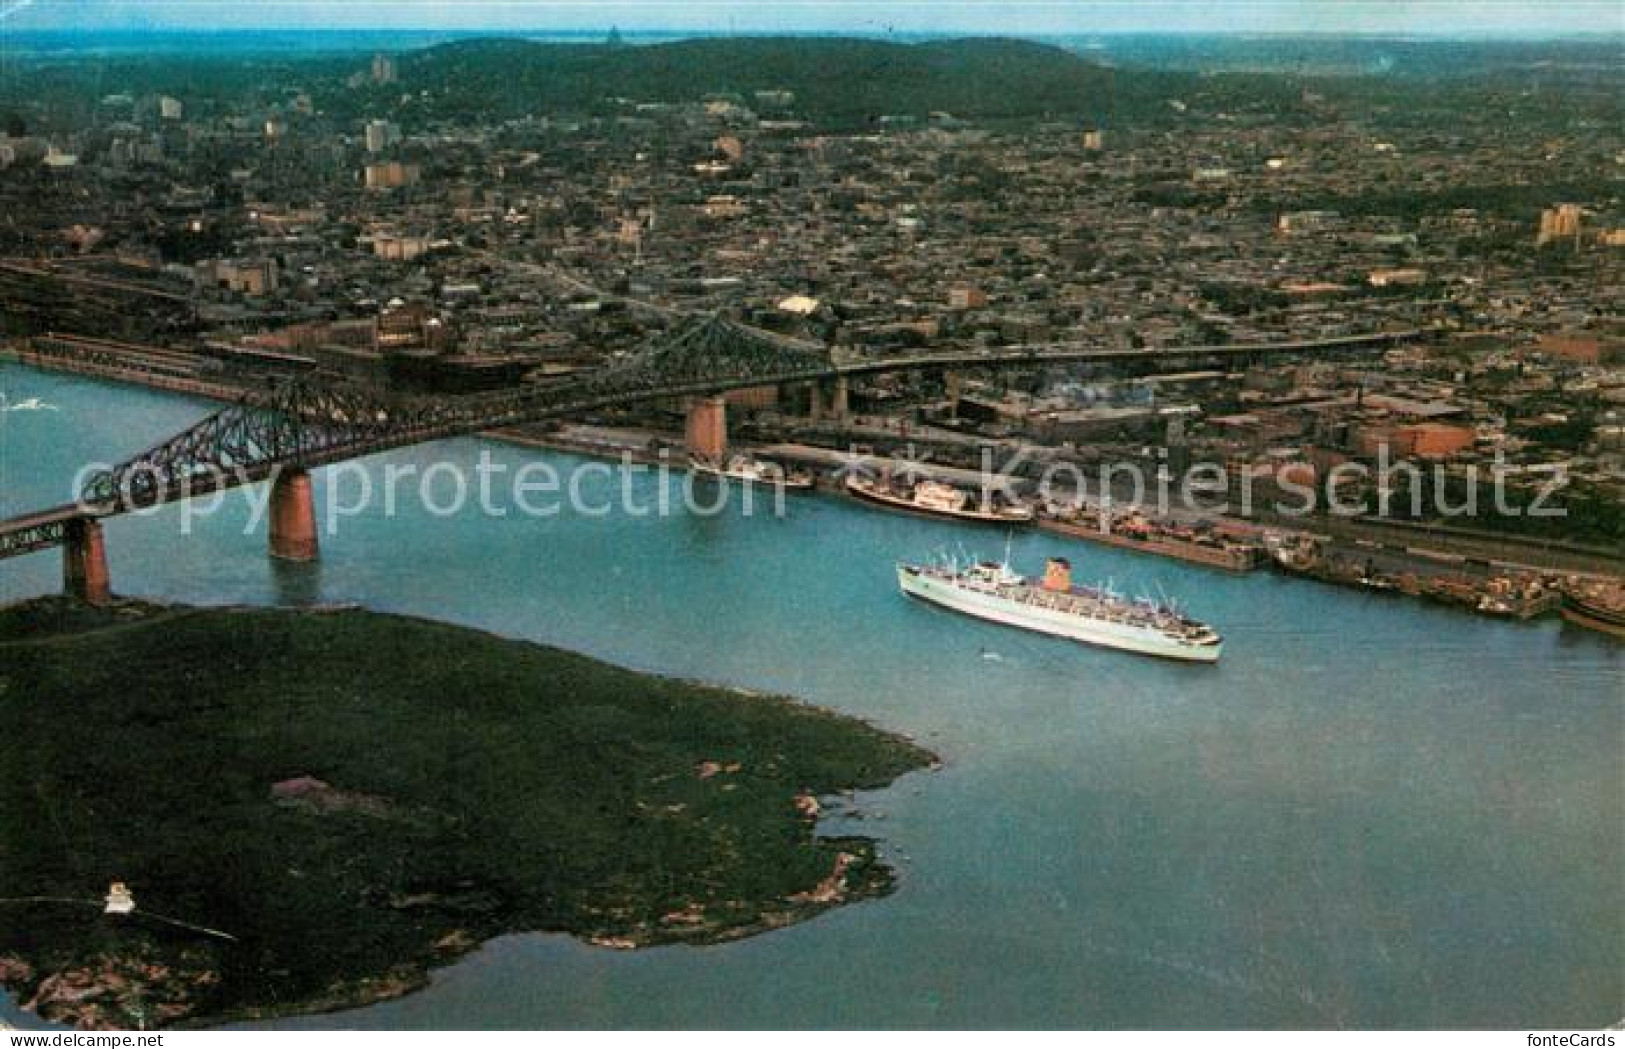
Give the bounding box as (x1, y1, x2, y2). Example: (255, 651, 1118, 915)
(1, 397, 58, 412)
(846, 475, 1033, 525)
(690, 454, 814, 491)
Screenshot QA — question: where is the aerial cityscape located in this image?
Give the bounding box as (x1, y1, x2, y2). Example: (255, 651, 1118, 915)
(0, 0, 1619, 1035)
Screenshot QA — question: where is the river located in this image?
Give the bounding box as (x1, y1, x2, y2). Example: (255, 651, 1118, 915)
(1, 362, 1620, 1029)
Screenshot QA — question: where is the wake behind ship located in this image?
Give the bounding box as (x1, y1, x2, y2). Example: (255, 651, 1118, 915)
(898, 555, 1223, 662)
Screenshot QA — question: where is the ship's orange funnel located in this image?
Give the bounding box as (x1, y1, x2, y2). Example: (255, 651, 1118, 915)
(1042, 557, 1072, 592)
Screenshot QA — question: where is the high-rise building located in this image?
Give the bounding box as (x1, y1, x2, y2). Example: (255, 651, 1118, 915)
(203, 258, 278, 296)
(364, 119, 401, 153)
(372, 233, 432, 261)
(371, 53, 397, 84)
(363, 160, 421, 190)
(158, 96, 184, 121)
(1537, 203, 1584, 246)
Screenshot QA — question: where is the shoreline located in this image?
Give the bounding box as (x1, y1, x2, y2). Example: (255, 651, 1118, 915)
(6, 345, 1619, 588)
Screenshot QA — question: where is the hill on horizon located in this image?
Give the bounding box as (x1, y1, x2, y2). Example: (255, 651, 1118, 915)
(385, 35, 1203, 126)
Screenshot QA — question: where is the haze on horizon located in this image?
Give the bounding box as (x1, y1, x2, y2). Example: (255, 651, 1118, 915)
(0, 0, 1620, 36)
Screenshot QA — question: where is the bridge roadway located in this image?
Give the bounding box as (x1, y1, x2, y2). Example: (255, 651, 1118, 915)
(0, 505, 85, 560)
(0, 326, 1419, 557)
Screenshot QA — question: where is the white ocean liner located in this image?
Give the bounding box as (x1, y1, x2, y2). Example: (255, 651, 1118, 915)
(897, 555, 1223, 662)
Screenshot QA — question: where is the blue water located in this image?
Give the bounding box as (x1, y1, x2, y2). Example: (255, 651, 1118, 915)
(2, 363, 1621, 1029)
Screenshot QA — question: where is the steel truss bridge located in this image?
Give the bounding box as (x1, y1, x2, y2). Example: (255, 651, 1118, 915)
(0, 314, 1418, 561)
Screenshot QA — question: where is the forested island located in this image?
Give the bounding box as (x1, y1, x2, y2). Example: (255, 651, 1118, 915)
(0, 598, 934, 1029)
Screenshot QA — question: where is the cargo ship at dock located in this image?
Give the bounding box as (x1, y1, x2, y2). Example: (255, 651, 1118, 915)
(1041, 505, 1262, 572)
(897, 555, 1222, 662)
(1262, 532, 1561, 619)
(690, 454, 814, 491)
(846, 475, 1034, 525)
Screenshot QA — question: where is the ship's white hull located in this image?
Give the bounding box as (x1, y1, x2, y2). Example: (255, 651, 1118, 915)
(898, 566, 1222, 663)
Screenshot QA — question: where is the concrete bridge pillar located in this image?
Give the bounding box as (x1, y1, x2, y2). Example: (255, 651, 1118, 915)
(684, 396, 728, 460)
(63, 517, 111, 606)
(806, 382, 825, 422)
(269, 467, 319, 562)
(944, 370, 963, 415)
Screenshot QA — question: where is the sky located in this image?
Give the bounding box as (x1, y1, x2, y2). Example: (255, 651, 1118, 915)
(0, 0, 1620, 35)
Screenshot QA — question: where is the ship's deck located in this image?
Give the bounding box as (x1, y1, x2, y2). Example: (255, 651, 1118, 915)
(911, 565, 1220, 644)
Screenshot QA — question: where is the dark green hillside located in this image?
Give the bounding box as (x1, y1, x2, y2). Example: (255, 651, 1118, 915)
(388, 35, 1191, 125)
(0, 599, 933, 1029)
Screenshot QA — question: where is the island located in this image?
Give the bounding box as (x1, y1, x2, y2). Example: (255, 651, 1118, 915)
(0, 597, 935, 1029)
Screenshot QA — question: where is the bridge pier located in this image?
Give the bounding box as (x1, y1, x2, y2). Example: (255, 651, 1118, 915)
(806, 382, 825, 422)
(269, 467, 319, 562)
(63, 518, 111, 606)
(684, 396, 728, 460)
(830, 375, 850, 420)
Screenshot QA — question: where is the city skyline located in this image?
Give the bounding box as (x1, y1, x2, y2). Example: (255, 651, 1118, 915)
(1, 0, 1622, 35)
